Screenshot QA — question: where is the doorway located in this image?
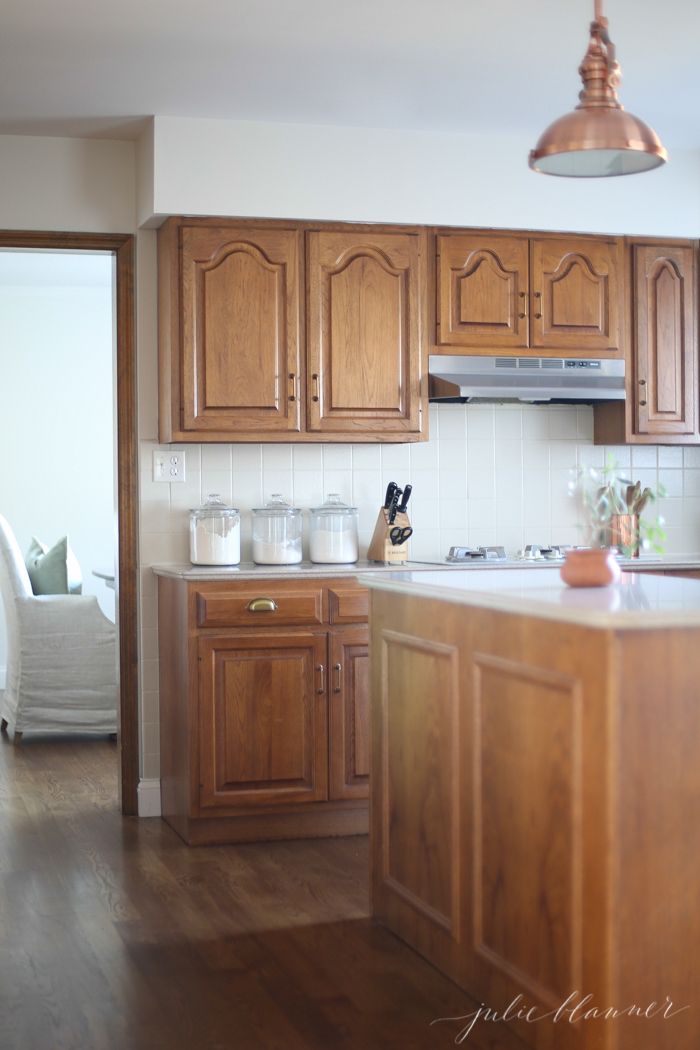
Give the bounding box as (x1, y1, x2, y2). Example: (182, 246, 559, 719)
(0, 231, 137, 814)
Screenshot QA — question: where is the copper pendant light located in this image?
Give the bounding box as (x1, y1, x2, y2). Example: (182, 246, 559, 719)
(529, 0, 667, 177)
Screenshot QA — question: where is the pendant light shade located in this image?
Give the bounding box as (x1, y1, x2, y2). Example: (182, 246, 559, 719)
(529, 1, 667, 177)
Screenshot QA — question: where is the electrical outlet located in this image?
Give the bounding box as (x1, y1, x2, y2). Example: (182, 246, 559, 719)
(153, 450, 186, 483)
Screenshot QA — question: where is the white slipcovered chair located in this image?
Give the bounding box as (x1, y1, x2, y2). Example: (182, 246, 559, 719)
(0, 514, 118, 741)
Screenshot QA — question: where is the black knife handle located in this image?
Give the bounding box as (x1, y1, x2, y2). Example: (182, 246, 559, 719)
(387, 493, 400, 524)
(384, 482, 397, 509)
(397, 484, 412, 514)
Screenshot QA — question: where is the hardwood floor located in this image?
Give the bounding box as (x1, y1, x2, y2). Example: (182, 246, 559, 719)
(0, 735, 526, 1050)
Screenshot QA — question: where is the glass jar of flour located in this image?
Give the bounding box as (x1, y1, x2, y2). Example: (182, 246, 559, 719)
(309, 494, 359, 564)
(189, 494, 241, 565)
(252, 494, 303, 565)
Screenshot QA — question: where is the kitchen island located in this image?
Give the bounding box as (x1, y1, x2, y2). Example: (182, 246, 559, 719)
(363, 568, 700, 1050)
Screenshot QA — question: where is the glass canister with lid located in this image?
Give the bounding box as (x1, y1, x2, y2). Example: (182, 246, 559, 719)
(252, 494, 303, 564)
(189, 494, 241, 565)
(309, 493, 359, 564)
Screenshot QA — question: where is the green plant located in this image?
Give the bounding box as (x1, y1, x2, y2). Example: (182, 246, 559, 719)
(568, 456, 666, 555)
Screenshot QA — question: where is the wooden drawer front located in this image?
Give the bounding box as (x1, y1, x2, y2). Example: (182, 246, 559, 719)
(328, 586, 369, 624)
(196, 587, 324, 628)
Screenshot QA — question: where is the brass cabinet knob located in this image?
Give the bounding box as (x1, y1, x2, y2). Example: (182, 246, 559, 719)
(246, 597, 278, 613)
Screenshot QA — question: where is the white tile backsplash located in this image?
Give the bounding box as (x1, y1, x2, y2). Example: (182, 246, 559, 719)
(139, 404, 700, 577)
(350, 444, 381, 470)
(262, 444, 293, 471)
(631, 446, 658, 470)
(380, 443, 411, 472)
(323, 443, 353, 470)
(201, 445, 232, 472)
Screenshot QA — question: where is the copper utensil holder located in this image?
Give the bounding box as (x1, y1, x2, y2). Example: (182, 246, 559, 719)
(609, 513, 640, 557)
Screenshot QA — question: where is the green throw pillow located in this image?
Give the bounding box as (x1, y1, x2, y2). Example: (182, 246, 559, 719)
(25, 535, 82, 595)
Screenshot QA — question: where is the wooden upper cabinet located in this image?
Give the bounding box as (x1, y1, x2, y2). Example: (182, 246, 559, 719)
(179, 224, 302, 434)
(437, 233, 529, 350)
(159, 217, 428, 442)
(632, 242, 697, 438)
(436, 230, 623, 358)
(531, 236, 621, 353)
(306, 228, 426, 434)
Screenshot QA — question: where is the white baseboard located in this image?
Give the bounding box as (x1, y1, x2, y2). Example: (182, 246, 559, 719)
(137, 778, 162, 817)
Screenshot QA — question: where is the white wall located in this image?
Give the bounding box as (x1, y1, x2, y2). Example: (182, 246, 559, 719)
(0, 251, 116, 678)
(147, 116, 700, 236)
(0, 135, 135, 232)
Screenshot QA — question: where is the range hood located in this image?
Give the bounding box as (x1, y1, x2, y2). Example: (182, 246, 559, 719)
(428, 355, 625, 403)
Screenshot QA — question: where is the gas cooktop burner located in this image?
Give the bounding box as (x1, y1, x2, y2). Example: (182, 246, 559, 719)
(446, 546, 508, 562)
(445, 543, 585, 564)
(517, 543, 572, 561)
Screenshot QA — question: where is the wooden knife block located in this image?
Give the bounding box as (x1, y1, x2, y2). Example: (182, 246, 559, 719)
(367, 507, 412, 563)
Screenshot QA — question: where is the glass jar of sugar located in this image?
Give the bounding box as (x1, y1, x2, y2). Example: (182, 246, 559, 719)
(252, 494, 303, 565)
(189, 494, 241, 565)
(309, 494, 359, 564)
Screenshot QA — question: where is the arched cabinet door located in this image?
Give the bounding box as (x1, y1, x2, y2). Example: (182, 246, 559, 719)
(306, 229, 426, 434)
(437, 233, 529, 350)
(180, 225, 302, 433)
(531, 237, 622, 354)
(633, 243, 697, 438)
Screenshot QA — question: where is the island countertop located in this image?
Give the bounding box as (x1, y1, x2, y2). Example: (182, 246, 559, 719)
(360, 566, 700, 629)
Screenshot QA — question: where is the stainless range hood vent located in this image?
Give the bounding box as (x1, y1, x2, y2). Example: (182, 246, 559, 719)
(429, 355, 625, 403)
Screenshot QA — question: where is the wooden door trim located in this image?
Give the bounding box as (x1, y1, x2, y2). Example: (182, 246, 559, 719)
(0, 229, 138, 815)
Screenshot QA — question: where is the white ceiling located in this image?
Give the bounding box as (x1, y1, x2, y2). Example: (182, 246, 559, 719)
(0, 0, 697, 147)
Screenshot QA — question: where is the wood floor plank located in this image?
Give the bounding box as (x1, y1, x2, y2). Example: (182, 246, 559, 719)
(0, 733, 528, 1050)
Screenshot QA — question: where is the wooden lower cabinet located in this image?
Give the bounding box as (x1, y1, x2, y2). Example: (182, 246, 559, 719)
(198, 632, 329, 809)
(329, 628, 370, 800)
(158, 575, 369, 845)
(370, 587, 699, 1050)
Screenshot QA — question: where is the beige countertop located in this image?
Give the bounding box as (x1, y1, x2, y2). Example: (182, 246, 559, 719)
(360, 566, 700, 629)
(151, 553, 700, 581)
(150, 559, 456, 580)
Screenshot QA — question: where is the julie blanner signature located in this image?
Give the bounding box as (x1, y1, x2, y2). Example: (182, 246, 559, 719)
(431, 991, 691, 1044)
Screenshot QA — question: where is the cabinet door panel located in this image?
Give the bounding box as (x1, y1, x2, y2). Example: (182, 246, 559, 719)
(307, 229, 425, 434)
(437, 234, 529, 350)
(531, 237, 621, 354)
(329, 629, 370, 800)
(198, 633, 327, 809)
(181, 226, 302, 432)
(633, 244, 697, 437)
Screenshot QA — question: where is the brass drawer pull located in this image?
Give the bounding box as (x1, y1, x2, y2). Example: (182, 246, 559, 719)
(246, 597, 278, 613)
(333, 662, 342, 693)
(317, 664, 326, 693)
(312, 373, 320, 402)
(288, 372, 298, 402)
